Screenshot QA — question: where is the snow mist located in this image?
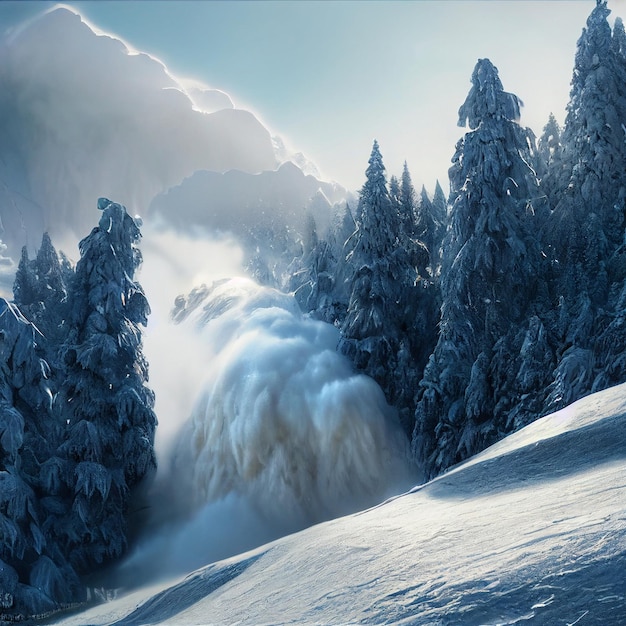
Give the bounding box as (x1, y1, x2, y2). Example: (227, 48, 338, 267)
(123, 270, 415, 584)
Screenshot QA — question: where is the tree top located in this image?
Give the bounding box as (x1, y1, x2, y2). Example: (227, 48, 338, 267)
(457, 58, 523, 130)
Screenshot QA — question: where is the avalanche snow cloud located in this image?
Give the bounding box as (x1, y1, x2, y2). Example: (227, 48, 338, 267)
(122, 277, 415, 582)
(0, 5, 288, 253)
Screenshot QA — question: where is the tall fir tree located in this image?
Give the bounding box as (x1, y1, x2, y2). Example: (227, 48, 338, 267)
(543, 1, 626, 408)
(536, 113, 564, 209)
(413, 59, 549, 477)
(13, 233, 72, 353)
(548, 0, 626, 277)
(0, 299, 83, 618)
(53, 198, 157, 574)
(399, 163, 417, 240)
(340, 141, 433, 434)
(318, 203, 357, 326)
(417, 182, 446, 275)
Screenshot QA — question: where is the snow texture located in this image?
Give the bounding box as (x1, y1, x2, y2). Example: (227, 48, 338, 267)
(51, 382, 626, 626)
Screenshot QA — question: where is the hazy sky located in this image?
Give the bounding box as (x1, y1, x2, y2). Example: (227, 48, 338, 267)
(2, 1, 622, 191)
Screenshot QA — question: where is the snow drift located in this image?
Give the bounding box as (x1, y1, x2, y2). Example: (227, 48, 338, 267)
(53, 381, 626, 625)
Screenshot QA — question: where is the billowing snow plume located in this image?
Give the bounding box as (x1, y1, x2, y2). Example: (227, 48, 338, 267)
(171, 278, 413, 520)
(0, 5, 276, 252)
(120, 277, 415, 583)
(0, 5, 344, 259)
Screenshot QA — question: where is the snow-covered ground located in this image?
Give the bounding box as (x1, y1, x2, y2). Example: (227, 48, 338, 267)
(52, 383, 626, 625)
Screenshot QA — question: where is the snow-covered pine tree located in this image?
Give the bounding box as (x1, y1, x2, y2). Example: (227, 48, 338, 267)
(543, 1, 626, 407)
(417, 182, 447, 275)
(340, 141, 433, 434)
(413, 59, 549, 478)
(53, 198, 156, 574)
(285, 212, 319, 308)
(286, 212, 339, 319)
(389, 174, 401, 219)
(314, 203, 357, 326)
(536, 113, 564, 209)
(399, 162, 417, 238)
(13, 233, 72, 350)
(0, 299, 82, 619)
(13, 248, 38, 311)
(341, 141, 399, 344)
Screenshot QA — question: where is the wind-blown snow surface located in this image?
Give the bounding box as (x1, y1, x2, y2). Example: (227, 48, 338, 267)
(54, 383, 626, 625)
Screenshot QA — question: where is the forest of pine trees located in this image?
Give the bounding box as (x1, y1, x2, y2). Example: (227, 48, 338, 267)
(3, 0, 626, 618)
(1, 199, 155, 618)
(288, 0, 626, 477)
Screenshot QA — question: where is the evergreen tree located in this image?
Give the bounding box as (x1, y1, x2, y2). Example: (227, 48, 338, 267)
(549, 1, 626, 276)
(317, 203, 356, 327)
(0, 299, 82, 618)
(13, 233, 72, 349)
(413, 59, 548, 477)
(53, 198, 156, 574)
(399, 162, 417, 237)
(13, 248, 38, 311)
(417, 182, 446, 275)
(537, 113, 564, 208)
(342, 141, 399, 340)
(287, 213, 335, 317)
(389, 174, 401, 218)
(543, 1, 626, 408)
(340, 141, 432, 434)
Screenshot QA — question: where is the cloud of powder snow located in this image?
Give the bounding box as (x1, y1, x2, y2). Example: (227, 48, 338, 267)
(119, 275, 417, 585)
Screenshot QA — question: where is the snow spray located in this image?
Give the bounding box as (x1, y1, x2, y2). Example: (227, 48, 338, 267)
(124, 274, 415, 583)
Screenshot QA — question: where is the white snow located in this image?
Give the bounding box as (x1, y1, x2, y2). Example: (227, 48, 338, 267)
(52, 382, 626, 625)
(113, 278, 415, 586)
(0, 6, 342, 261)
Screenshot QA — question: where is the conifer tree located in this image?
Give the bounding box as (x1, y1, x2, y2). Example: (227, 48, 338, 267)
(389, 174, 401, 218)
(13, 233, 71, 350)
(316, 203, 356, 326)
(413, 59, 548, 477)
(53, 198, 156, 573)
(537, 113, 564, 208)
(341, 141, 431, 433)
(549, 1, 626, 273)
(341, 141, 399, 342)
(0, 299, 82, 618)
(417, 182, 446, 275)
(400, 163, 416, 218)
(13, 248, 38, 311)
(543, 1, 626, 407)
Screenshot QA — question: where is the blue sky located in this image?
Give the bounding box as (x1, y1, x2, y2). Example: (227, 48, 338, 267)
(1, 1, 617, 191)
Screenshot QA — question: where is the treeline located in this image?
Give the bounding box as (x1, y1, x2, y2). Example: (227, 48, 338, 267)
(278, 1, 626, 477)
(0, 200, 156, 619)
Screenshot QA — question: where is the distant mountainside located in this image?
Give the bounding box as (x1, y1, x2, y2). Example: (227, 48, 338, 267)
(149, 161, 349, 239)
(52, 382, 626, 625)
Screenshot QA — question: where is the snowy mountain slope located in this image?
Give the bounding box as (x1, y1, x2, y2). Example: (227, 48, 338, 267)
(148, 162, 349, 239)
(52, 383, 626, 625)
